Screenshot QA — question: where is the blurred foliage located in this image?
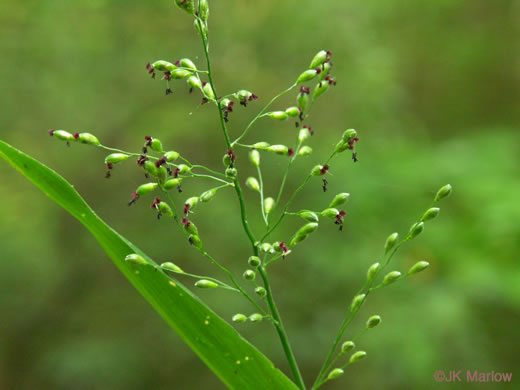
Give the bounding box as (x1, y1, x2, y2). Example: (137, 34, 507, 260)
(0, 0, 519, 389)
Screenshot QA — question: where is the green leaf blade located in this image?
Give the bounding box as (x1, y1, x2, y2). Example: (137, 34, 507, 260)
(0, 140, 299, 390)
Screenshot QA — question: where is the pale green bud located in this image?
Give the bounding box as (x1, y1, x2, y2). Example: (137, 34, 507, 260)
(180, 58, 197, 71)
(329, 192, 350, 208)
(409, 222, 424, 239)
(160, 262, 184, 273)
(163, 178, 183, 190)
(152, 60, 176, 72)
(164, 151, 179, 162)
(298, 146, 312, 156)
(136, 183, 159, 196)
(421, 207, 440, 222)
(309, 50, 328, 69)
(259, 242, 274, 253)
(174, 0, 195, 15)
(222, 152, 232, 167)
(350, 294, 366, 313)
(264, 197, 275, 215)
(249, 149, 261, 167)
(184, 221, 199, 236)
(198, 0, 209, 20)
(327, 368, 344, 380)
(319, 62, 332, 81)
(185, 196, 199, 210)
(341, 341, 355, 353)
(232, 314, 247, 323)
(366, 315, 382, 329)
(334, 140, 349, 154)
(187, 75, 201, 89)
(125, 254, 147, 265)
(202, 82, 215, 100)
(285, 106, 300, 117)
(297, 90, 309, 112)
(50, 130, 75, 142)
(249, 313, 263, 322)
(248, 256, 261, 267)
(342, 128, 358, 143)
(321, 208, 339, 219)
(254, 287, 266, 297)
(297, 69, 319, 84)
(267, 144, 289, 155)
(195, 279, 218, 288)
(243, 270, 255, 281)
(176, 164, 190, 174)
(188, 234, 202, 249)
(297, 210, 319, 222)
(156, 165, 167, 183)
(200, 189, 216, 202)
(252, 141, 270, 150)
(104, 153, 130, 165)
(157, 202, 173, 217)
(266, 111, 288, 120)
(298, 127, 311, 143)
(434, 184, 452, 202)
(296, 222, 319, 236)
(311, 165, 324, 176)
(143, 160, 158, 177)
(349, 351, 367, 363)
(382, 271, 402, 285)
(171, 68, 192, 79)
(384, 232, 399, 254)
(408, 261, 430, 275)
(313, 80, 329, 100)
(246, 177, 260, 192)
(225, 167, 237, 178)
(366, 262, 381, 283)
(77, 133, 100, 145)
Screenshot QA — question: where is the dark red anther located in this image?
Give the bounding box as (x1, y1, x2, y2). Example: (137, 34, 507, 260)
(164, 71, 171, 81)
(315, 67, 322, 74)
(201, 97, 209, 105)
(303, 125, 314, 135)
(335, 210, 347, 231)
(181, 217, 191, 228)
(107, 162, 114, 170)
(348, 137, 359, 150)
(226, 149, 236, 164)
(144, 136, 153, 147)
(183, 203, 190, 215)
(279, 242, 289, 253)
(320, 165, 329, 175)
(73, 133, 79, 140)
(174, 59, 181, 66)
(137, 155, 148, 166)
(146, 62, 156, 78)
(128, 191, 139, 206)
(352, 152, 358, 163)
(48, 130, 55, 136)
(299, 86, 310, 94)
(288, 148, 295, 157)
(151, 197, 161, 209)
(173, 167, 180, 178)
(249, 94, 258, 101)
(155, 156, 167, 168)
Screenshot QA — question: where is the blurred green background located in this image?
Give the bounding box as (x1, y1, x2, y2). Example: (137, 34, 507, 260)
(1, 0, 519, 389)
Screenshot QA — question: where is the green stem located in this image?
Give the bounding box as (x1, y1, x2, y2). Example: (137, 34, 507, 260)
(232, 83, 297, 146)
(257, 164, 269, 226)
(274, 141, 302, 209)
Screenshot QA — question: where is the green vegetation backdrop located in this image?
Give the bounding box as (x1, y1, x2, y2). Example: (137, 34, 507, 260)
(0, 0, 518, 389)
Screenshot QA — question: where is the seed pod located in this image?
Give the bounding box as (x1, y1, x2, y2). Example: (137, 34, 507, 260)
(185, 196, 199, 210)
(366, 262, 381, 283)
(319, 62, 332, 81)
(382, 271, 402, 285)
(366, 315, 382, 329)
(156, 166, 167, 183)
(298, 127, 311, 143)
(321, 208, 340, 219)
(311, 165, 323, 176)
(143, 160, 158, 177)
(334, 140, 349, 154)
(174, 0, 195, 14)
(421, 207, 440, 222)
(298, 146, 313, 156)
(249, 313, 263, 322)
(163, 178, 183, 190)
(157, 202, 173, 217)
(161, 262, 184, 273)
(409, 222, 424, 239)
(187, 75, 202, 89)
(273, 241, 283, 252)
(329, 192, 350, 208)
(264, 197, 275, 215)
(199, 0, 209, 20)
(313, 80, 329, 100)
(243, 270, 255, 281)
(259, 243, 274, 253)
(297, 210, 319, 222)
(266, 111, 288, 120)
(341, 341, 355, 353)
(350, 294, 366, 313)
(254, 287, 266, 297)
(246, 177, 260, 192)
(434, 184, 452, 202)
(195, 279, 218, 288)
(349, 351, 367, 363)
(384, 232, 399, 254)
(180, 58, 197, 71)
(249, 142, 268, 151)
(309, 50, 328, 69)
(202, 82, 215, 99)
(188, 234, 202, 249)
(327, 368, 344, 381)
(289, 234, 305, 247)
(200, 189, 216, 202)
(171, 68, 192, 79)
(297, 90, 309, 112)
(136, 183, 159, 196)
(77, 133, 100, 145)
(125, 254, 147, 265)
(164, 151, 180, 162)
(222, 153, 232, 167)
(408, 261, 430, 275)
(249, 149, 260, 167)
(152, 60, 176, 72)
(285, 106, 300, 117)
(225, 167, 237, 178)
(177, 164, 191, 174)
(194, 18, 207, 37)
(50, 130, 75, 142)
(232, 314, 247, 323)
(342, 128, 358, 142)
(267, 144, 289, 155)
(104, 153, 130, 165)
(296, 69, 318, 84)
(248, 256, 261, 267)
(297, 222, 319, 237)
